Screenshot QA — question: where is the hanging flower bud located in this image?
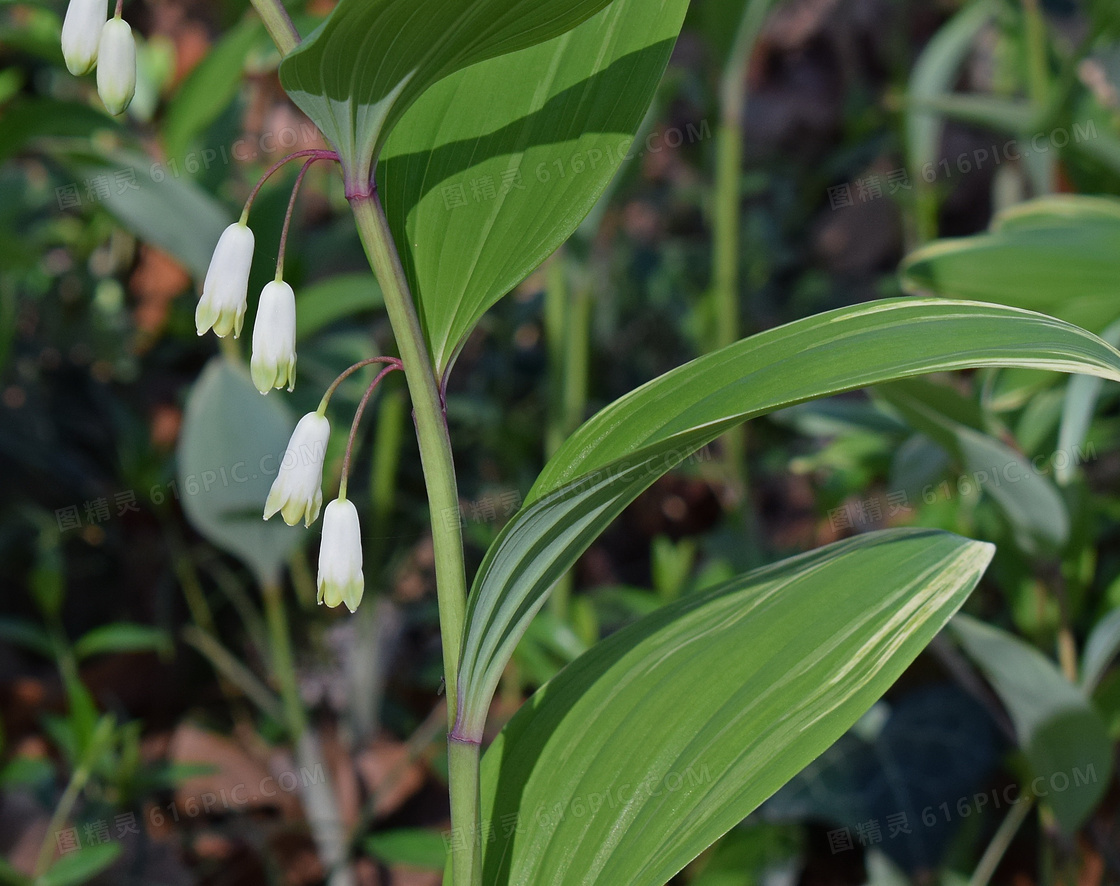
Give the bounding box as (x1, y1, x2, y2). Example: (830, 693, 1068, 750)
(61, 0, 106, 75)
(264, 412, 330, 527)
(251, 280, 298, 394)
(317, 499, 364, 613)
(196, 222, 255, 338)
(95, 17, 135, 115)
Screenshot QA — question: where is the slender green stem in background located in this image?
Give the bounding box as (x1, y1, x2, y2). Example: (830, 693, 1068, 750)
(261, 580, 355, 886)
(248, 0, 300, 56)
(710, 0, 773, 497)
(182, 625, 284, 719)
(261, 578, 307, 739)
(544, 255, 591, 619)
(369, 386, 406, 565)
(34, 716, 115, 877)
(968, 794, 1035, 886)
(1021, 0, 1055, 195)
(350, 388, 407, 743)
(348, 190, 477, 886)
(1022, 0, 1050, 109)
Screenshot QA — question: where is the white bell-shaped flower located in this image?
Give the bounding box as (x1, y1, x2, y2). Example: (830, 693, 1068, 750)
(264, 412, 330, 527)
(317, 498, 364, 613)
(196, 222, 255, 338)
(61, 0, 106, 75)
(95, 17, 135, 115)
(251, 280, 297, 394)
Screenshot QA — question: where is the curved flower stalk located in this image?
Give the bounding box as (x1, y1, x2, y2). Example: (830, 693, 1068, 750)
(196, 152, 337, 371)
(247, 157, 316, 394)
(251, 280, 297, 393)
(95, 15, 136, 115)
(317, 498, 364, 612)
(196, 222, 255, 337)
(264, 411, 331, 526)
(61, 0, 106, 75)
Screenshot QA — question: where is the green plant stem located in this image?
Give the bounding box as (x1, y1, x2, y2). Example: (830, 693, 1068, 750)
(261, 577, 308, 738)
(348, 191, 467, 719)
(33, 716, 115, 877)
(181, 625, 283, 720)
(348, 190, 477, 886)
(260, 580, 353, 886)
(712, 48, 746, 494)
(448, 738, 483, 886)
(711, 0, 773, 496)
(350, 388, 406, 743)
(248, 0, 299, 55)
(1022, 0, 1050, 110)
(544, 255, 590, 619)
(968, 795, 1035, 886)
(1022, 0, 1054, 194)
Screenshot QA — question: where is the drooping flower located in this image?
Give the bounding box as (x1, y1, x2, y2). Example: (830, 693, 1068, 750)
(317, 498, 364, 612)
(95, 17, 135, 115)
(264, 412, 330, 527)
(61, 0, 106, 75)
(251, 280, 297, 394)
(196, 222, 255, 338)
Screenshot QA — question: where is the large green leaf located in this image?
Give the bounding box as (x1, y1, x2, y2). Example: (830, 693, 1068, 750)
(277, 0, 612, 190)
(951, 615, 1112, 832)
(178, 357, 304, 585)
(478, 529, 993, 885)
(901, 195, 1120, 333)
(453, 299, 1120, 739)
(379, 0, 687, 372)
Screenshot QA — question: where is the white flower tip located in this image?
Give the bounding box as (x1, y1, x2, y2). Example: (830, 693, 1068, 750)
(61, 0, 106, 75)
(263, 412, 329, 526)
(251, 279, 298, 392)
(316, 498, 364, 613)
(197, 223, 255, 338)
(96, 17, 136, 116)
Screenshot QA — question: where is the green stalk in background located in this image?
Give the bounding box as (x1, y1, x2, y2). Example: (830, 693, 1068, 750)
(348, 191, 479, 886)
(262, 577, 354, 886)
(350, 385, 407, 744)
(247, 0, 299, 54)
(709, 0, 775, 498)
(544, 254, 591, 620)
(1021, 0, 1056, 195)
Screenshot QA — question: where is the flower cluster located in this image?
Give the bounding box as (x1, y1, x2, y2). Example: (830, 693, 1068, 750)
(61, 0, 136, 115)
(193, 151, 396, 614)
